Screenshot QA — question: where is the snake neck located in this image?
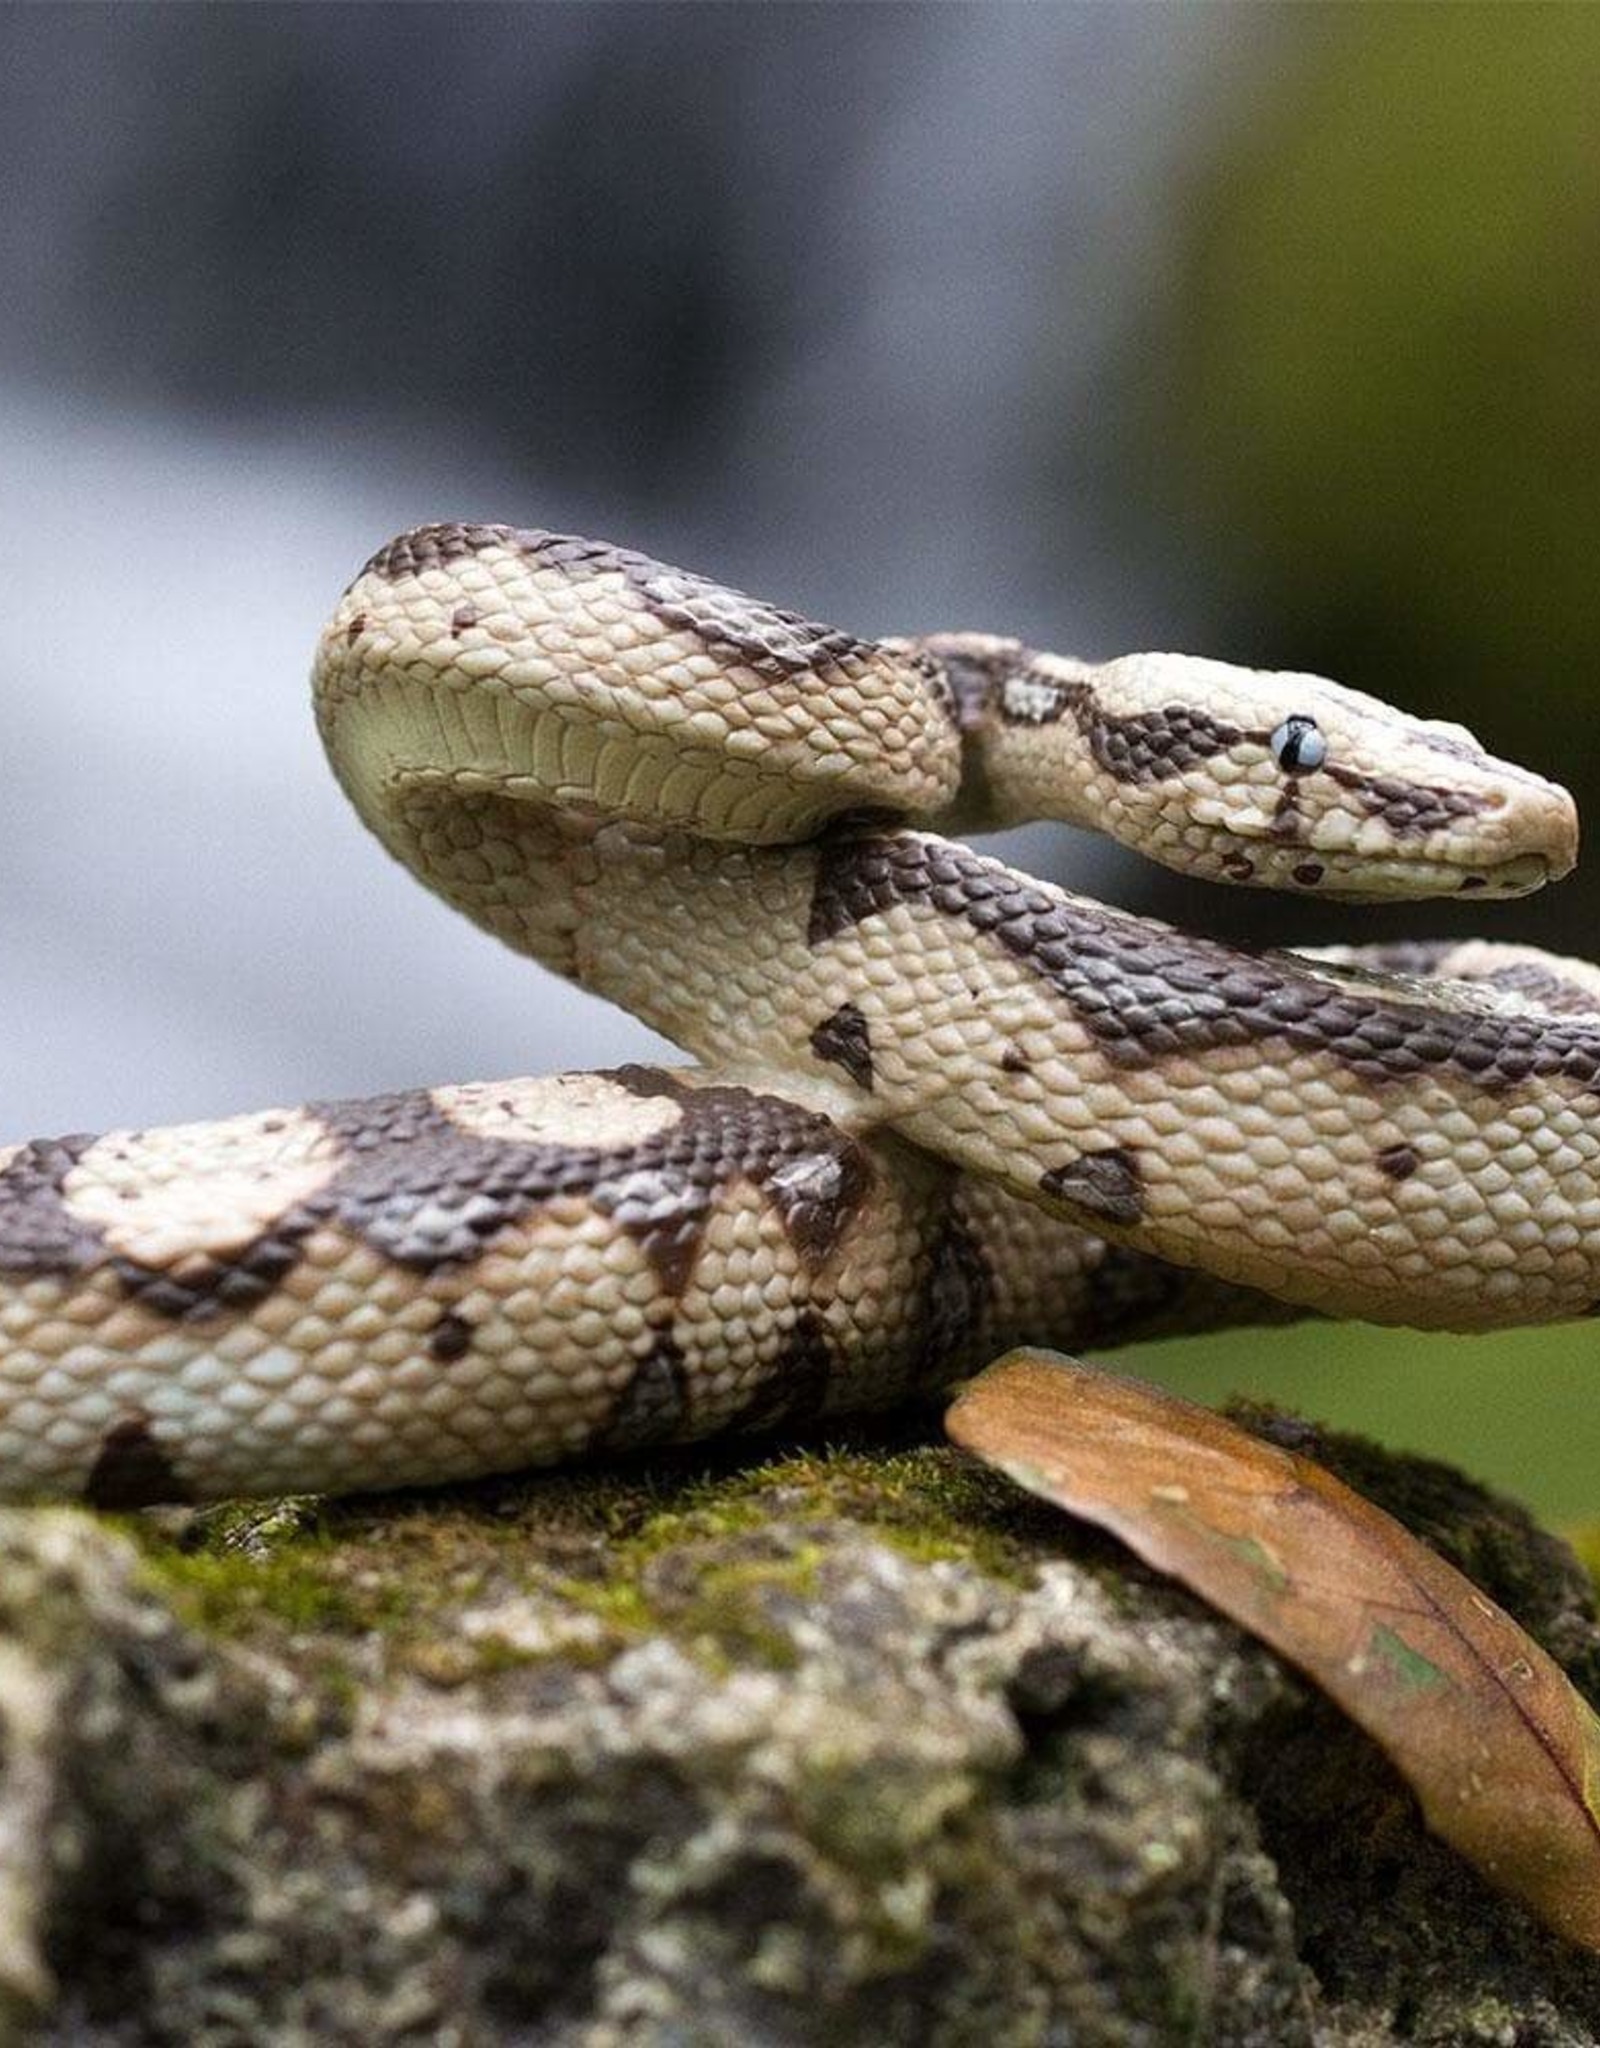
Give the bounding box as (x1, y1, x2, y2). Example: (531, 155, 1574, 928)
(372, 783, 600, 982)
(893, 630, 1106, 839)
(912, 628, 1363, 858)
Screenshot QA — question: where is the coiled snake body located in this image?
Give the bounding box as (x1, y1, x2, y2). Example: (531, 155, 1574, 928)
(1, 525, 1594, 1505)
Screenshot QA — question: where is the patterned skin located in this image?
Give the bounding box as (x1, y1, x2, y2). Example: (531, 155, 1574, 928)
(0, 526, 1589, 1504)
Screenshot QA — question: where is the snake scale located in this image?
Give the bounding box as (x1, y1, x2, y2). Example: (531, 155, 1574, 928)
(1, 523, 1595, 1506)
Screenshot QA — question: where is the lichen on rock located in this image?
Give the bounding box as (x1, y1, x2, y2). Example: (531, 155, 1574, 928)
(0, 1414, 1598, 2044)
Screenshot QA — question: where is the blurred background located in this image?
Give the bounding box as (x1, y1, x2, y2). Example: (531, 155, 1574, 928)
(1, 4, 1597, 1515)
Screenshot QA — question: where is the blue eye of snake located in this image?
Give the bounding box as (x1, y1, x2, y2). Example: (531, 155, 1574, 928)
(1270, 715, 1328, 774)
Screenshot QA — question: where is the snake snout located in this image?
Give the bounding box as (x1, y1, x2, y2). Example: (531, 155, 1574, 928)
(1494, 774, 1580, 888)
(1544, 783, 1581, 879)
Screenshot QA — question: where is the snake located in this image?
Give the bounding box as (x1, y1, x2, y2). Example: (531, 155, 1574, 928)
(0, 521, 1595, 1507)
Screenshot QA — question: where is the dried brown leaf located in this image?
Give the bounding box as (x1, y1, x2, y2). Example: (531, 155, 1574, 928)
(945, 1350, 1600, 1950)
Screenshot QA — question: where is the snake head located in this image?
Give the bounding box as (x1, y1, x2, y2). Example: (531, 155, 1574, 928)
(961, 646, 1581, 901)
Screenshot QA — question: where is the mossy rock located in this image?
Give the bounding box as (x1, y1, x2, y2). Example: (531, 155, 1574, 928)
(1, 1414, 1598, 2044)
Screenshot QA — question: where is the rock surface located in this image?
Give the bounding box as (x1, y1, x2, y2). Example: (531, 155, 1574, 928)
(1, 1408, 1599, 2045)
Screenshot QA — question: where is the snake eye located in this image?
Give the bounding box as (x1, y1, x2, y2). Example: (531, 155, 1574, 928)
(1270, 715, 1328, 774)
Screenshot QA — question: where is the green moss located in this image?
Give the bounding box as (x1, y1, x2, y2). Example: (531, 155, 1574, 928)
(679, 1547, 826, 1670)
(422, 1436, 1055, 1676)
(556, 1526, 828, 1671)
(555, 1572, 665, 1639)
(795, 1751, 974, 1880)
(120, 1432, 1072, 1689)
(651, 1439, 1056, 1585)
(141, 1538, 408, 1639)
(548, 1440, 1064, 1656)
(399, 1631, 551, 1687)
(180, 1496, 327, 1559)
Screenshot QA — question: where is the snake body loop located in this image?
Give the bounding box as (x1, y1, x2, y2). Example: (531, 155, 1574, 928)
(0, 524, 1590, 1503)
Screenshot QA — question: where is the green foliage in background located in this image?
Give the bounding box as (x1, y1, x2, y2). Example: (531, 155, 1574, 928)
(1165, 8, 1600, 766)
(1129, 1320, 1600, 1533)
(1139, 11, 1600, 1528)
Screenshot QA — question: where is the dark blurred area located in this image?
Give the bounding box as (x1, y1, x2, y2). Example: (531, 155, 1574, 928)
(1136, 5, 1600, 956)
(1, 4, 1597, 1508)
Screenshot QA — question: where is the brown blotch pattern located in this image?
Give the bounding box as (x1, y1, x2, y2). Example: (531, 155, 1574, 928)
(914, 638, 1027, 732)
(916, 1193, 993, 1383)
(809, 1003, 875, 1092)
(636, 562, 885, 688)
(85, 1413, 193, 1510)
(1079, 698, 1246, 783)
(762, 1149, 874, 1272)
(359, 524, 905, 700)
(993, 669, 1248, 786)
(312, 1068, 869, 1296)
(0, 1134, 108, 1279)
(595, 1335, 690, 1450)
(109, 1232, 306, 1323)
(429, 1311, 474, 1362)
(1326, 764, 1489, 839)
(735, 1309, 835, 1432)
(1271, 786, 1305, 840)
(1, 1070, 876, 1326)
(359, 524, 519, 582)
(1039, 1148, 1146, 1228)
(1376, 1145, 1422, 1182)
(809, 834, 1600, 1096)
(588, 1167, 712, 1296)
(362, 525, 659, 589)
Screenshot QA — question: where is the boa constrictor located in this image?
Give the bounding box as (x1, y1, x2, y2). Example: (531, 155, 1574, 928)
(1, 524, 1594, 1506)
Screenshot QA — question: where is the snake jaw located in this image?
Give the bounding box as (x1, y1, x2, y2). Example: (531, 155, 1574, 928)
(1471, 853, 1560, 898)
(1192, 837, 1570, 904)
(1273, 851, 1558, 905)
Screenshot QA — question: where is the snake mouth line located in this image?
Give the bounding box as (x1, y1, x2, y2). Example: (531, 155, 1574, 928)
(1283, 851, 1558, 904)
(1467, 853, 1557, 897)
(1447, 851, 1563, 899)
